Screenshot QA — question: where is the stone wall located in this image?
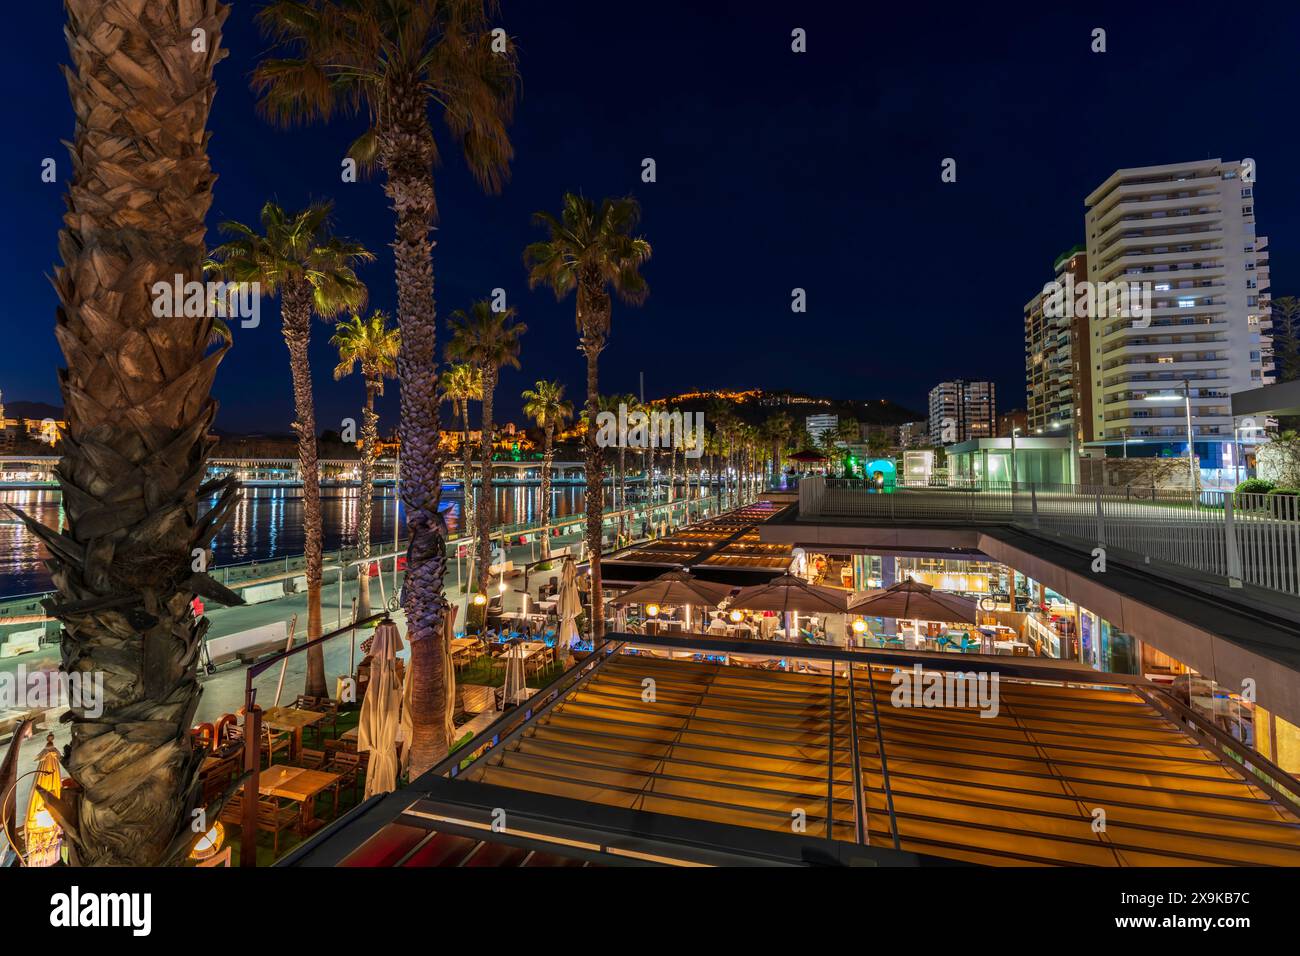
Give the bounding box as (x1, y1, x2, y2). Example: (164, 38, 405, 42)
(1078, 455, 1199, 492)
(1256, 438, 1300, 487)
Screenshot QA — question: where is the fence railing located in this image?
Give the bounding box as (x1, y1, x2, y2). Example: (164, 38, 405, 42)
(799, 476, 1300, 599)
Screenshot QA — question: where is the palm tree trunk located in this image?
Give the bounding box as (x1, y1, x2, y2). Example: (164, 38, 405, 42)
(16, 0, 236, 866)
(476, 365, 496, 597)
(282, 285, 327, 698)
(582, 339, 606, 640)
(460, 397, 474, 583)
(355, 378, 378, 620)
(382, 91, 452, 776)
(540, 423, 554, 558)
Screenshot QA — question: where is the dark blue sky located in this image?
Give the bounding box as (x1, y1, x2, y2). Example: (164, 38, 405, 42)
(3, 2, 1299, 434)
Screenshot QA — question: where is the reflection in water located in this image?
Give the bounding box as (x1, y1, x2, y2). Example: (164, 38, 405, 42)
(0, 484, 596, 597)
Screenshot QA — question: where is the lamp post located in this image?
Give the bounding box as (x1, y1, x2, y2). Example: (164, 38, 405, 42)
(1121, 427, 1128, 459)
(1010, 426, 1020, 488)
(1143, 379, 1196, 489)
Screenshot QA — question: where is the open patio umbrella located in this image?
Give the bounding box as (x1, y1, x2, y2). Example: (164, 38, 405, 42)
(848, 578, 978, 623)
(358, 618, 404, 799)
(556, 555, 582, 653)
(610, 569, 733, 608)
(730, 574, 847, 615)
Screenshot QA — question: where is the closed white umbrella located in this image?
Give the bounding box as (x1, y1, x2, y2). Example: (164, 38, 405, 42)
(358, 618, 403, 798)
(557, 555, 582, 654)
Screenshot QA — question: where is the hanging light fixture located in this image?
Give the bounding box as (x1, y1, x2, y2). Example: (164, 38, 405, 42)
(729, 609, 743, 623)
(646, 603, 660, 617)
(852, 618, 867, 634)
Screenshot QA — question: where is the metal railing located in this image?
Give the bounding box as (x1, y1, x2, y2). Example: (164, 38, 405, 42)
(800, 476, 1300, 599)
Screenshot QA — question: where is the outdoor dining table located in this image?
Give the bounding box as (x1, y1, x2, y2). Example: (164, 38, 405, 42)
(261, 706, 325, 762)
(254, 764, 343, 833)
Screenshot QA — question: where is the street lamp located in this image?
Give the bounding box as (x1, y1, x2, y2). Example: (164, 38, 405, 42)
(1143, 379, 1196, 488)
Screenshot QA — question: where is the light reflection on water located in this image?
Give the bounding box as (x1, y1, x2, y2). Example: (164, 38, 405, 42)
(0, 484, 593, 597)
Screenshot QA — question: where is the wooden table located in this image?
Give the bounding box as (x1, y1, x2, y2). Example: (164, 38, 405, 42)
(261, 706, 325, 761)
(255, 764, 343, 833)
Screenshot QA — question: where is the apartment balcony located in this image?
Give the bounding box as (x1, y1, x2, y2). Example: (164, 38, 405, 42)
(1094, 248, 1227, 277)
(1094, 220, 1223, 254)
(1098, 318, 1230, 344)
(1090, 178, 1222, 227)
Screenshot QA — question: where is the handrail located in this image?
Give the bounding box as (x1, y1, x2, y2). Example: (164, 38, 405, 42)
(1137, 684, 1300, 819)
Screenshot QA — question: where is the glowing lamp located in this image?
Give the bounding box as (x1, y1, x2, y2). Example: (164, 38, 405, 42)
(852, 619, 867, 634)
(729, 610, 743, 623)
(472, 593, 487, 607)
(646, 604, 660, 617)
(497, 579, 507, 594)
(190, 821, 225, 862)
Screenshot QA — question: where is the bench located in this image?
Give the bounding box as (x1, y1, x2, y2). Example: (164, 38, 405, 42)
(206, 620, 289, 667)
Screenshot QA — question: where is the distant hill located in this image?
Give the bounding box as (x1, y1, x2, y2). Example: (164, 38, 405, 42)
(650, 389, 923, 426)
(4, 400, 63, 420)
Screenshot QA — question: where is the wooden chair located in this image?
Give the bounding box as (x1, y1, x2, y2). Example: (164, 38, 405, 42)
(196, 846, 232, 867)
(298, 748, 327, 770)
(329, 750, 368, 806)
(258, 797, 301, 855)
(261, 727, 291, 767)
(294, 695, 340, 742)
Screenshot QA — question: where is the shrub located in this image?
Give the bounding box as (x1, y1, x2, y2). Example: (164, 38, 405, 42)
(1236, 478, 1276, 496)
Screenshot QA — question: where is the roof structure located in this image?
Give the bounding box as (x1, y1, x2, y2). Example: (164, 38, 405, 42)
(285, 635, 1300, 868)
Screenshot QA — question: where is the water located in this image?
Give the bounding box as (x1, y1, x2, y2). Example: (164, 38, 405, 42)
(0, 483, 598, 597)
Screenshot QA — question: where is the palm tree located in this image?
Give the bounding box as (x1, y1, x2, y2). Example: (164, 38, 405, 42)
(521, 381, 573, 557)
(208, 201, 372, 698)
(331, 310, 400, 620)
(253, 0, 519, 775)
(525, 195, 651, 640)
(614, 393, 641, 516)
(446, 301, 526, 598)
(439, 363, 483, 567)
(5, 0, 239, 866)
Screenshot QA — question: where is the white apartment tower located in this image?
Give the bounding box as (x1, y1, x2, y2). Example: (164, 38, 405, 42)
(1083, 159, 1272, 465)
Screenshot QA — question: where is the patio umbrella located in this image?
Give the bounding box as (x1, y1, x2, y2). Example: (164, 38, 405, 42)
(23, 734, 62, 867)
(730, 574, 847, 615)
(610, 569, 733, 608)
(358, 618, 404, 799)
(556, 555, 582, 652)
(848, 578, 978, 623)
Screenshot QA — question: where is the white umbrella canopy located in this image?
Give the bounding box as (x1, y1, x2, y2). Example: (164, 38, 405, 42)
(357, 620, 404, 798)
(848, 578, 978, 623)
(556, 555, 582, 650)
(611, 570, 733, 609)
(730, 574, 848, 615)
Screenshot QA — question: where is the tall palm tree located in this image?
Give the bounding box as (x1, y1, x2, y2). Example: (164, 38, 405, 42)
(4, 0, 240, 867)
(446, 301, 526, 597)
(521, 381, 573, 557)
(208, 201, 372, 697)
(614, 393, 640, 515)
(331, 310, 400, 620)
(525, 195, 651, 640)
(439, 362, 482, 567)
(252, 0, 518, 775)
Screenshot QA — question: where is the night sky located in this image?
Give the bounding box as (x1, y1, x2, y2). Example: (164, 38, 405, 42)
(3, 2, 1299, 434)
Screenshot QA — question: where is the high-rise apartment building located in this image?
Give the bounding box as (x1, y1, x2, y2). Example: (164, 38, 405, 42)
(928, 380, 996, 446)
(805, 413, 839, 444)
(1083, 159, 1272, 464)
(1025, 246, 1093, 445)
